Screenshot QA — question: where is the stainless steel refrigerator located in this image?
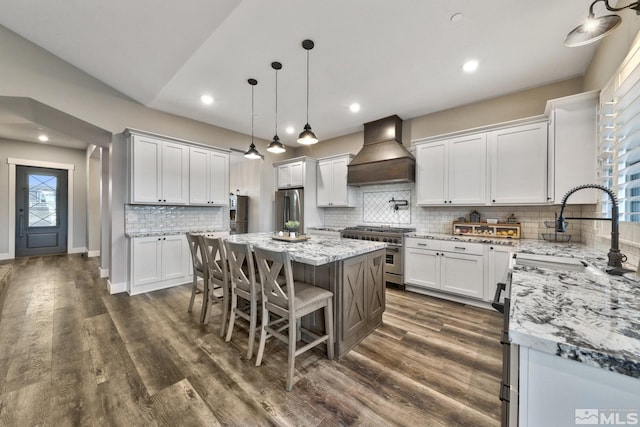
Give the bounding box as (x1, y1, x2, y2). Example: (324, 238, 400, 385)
(230, 195, 248, 234)
(275, 188, 304, 233)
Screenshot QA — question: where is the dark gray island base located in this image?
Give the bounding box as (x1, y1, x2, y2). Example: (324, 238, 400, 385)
(225, 233, 387, 358)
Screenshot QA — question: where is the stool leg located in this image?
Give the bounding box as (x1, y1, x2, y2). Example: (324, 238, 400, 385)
(188, 274, 197, 313)
(255, 304, 268, 367)
(325, 299, 334, 360)
(246, 296, 257, 359)
(225, 291, 237, 342)
(219, 283, 229, 338)
(286, 314, 296, 391)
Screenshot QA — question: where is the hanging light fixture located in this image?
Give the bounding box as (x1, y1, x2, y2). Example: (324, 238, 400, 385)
(267, 61, 286, 154)
(244, 78, 262, 160)
(297, 39, 318, 145)
(565, 0, 640, 47)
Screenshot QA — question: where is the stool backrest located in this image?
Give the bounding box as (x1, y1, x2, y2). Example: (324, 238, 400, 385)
(254, 247, 294, 311)
(186, 232, 204, 272)
(224, 240, 256, 294)
(201, 236, 228, 284)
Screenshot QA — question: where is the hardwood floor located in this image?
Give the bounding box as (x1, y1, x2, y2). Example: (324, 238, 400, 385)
(0, 254, 503, 426)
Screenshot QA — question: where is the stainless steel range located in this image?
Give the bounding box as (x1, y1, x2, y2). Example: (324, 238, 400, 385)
(340, 225, 415, 288)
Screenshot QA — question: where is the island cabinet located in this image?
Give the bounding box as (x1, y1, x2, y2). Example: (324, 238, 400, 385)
(130, 133, 189, 204)
(129, 234, 191, 295)
(488, 120, 548, 204)
(415, 133, 487, 206)
(189, 146, 229, 205)
(316, 154, 356, 207)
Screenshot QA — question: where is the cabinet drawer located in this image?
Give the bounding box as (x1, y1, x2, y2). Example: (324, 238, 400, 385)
(405, 238, 441, 251)
(440, 240, 484, 256)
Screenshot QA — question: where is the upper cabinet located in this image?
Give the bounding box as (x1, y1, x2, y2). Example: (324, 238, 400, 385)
(415, 133, 487, 206)
(488, 120, 548, 204)
(189, 146, 229, 205)
(545, 91, 599, 205)
(274, 157, 317, 189)
(127, 130, 229, 206)
(130, 134, 189, 204)
(317, 154, 356, 207)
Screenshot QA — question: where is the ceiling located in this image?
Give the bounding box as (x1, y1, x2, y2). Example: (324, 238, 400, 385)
(0, 0, 600, 147)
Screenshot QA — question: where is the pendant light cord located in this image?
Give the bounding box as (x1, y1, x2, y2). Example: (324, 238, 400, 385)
(251, 84, 255, 143)
(275, 68, 278, 135)
(305, 49, 310, 124)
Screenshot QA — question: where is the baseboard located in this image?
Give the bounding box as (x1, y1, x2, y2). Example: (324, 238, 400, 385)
(98, 267, 109, 278)
(107, 279, 127, 294)
(0, 253, 10, 261)
(70, 246, 87, 254)
(404, 285, 493, 310)
(87, 250, 100, 258)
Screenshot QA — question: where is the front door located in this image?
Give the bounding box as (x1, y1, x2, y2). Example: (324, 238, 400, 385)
(15, 166, 68, 257)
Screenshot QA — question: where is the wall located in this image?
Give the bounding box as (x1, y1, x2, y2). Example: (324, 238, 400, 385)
(0, 138, 87, 256)
(86, 146, 101, 256)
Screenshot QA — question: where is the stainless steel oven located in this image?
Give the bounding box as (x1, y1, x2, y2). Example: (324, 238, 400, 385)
(340, 226, 415, 288)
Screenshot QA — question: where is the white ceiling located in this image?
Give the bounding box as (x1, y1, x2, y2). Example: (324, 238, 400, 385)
(0, 0, 600, 146)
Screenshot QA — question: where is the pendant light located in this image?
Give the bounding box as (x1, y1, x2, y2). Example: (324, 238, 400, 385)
(267, 61, 286, 154)
(297, 39, 318, 145)
(244, 78, 262, 160)
(565, 0, 640, 47)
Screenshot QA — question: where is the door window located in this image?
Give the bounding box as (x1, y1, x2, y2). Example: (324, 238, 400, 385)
(28, 174, 58, 227)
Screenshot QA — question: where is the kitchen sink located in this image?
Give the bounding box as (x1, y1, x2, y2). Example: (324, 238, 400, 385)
(515, 253, 587, 272)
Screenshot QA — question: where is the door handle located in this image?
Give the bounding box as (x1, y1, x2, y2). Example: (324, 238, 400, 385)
(18, 214, 24, 237)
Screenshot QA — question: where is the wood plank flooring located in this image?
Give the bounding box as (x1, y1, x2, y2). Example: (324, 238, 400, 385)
(0, 254, 503, 426)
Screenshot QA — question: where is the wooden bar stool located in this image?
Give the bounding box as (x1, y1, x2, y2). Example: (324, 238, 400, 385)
(224, 240, 260, 359)
(186, 232, 209, 324)
(253, 246, 334, 391)
(201, 236, 230, 337)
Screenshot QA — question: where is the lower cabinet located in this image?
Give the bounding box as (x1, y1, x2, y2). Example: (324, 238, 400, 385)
(485, 244, 512, 302)
(340, 250, 385, 354)
(130, 234, 191, 295)
(405, 238, 485, 300)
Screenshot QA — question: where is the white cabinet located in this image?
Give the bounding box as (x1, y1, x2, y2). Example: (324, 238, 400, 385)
(404, 238, 484, 299)
(488, 120, 548, 204)
(277, 161, 304, 189)
(317, 154, 356, 207)
(189, 147, 229, 205)
(545, 91, 599, 204)
(130, 234, 191, 295)
(130, 134, 189, 204)
(485, 245, 512, 302)
(416, 133, 486, 205)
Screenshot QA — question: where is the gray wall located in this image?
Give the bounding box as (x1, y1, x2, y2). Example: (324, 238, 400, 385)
(0, 138, 87, 255)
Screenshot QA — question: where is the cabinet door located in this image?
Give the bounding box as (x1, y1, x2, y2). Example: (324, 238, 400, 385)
(448, 133, 487, 205)
(404, 248, 440, 289)
(132, 135, 162, 203)
(277, 164, 292, 188)
(342, 254, 367, 337)
(289, 162, 304, 187)
(317, 160, 332, 206)
(416, 142, 448, 205)
(189, 147, 210, 205)
(208, 151, 229, 205)
(162, 235, 189, 280)
(366, 250, 385, 320)
(132, 237, 162, 287)
(162, 142, 189, 204)
(331, 157, 350, 206)
(440, 252, 484, 299)
(485, 246, 511, 302)
(489, 122, 548, 204)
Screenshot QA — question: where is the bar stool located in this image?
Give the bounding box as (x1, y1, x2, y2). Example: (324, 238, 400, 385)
(224, 240, 260, 359)
(186, 232, 209, 323)
(253, 246, 334, 391)
(201, 236, 230, 337)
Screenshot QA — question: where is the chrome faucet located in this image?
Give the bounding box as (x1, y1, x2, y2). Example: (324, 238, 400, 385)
(557, 184, 632, 275)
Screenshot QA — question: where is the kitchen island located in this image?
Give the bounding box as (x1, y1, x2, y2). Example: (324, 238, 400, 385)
(225, 233, 387, 358)
(509, 242, 640, 426)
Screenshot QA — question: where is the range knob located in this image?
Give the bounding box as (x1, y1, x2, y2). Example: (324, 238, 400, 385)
(383, 237, 388, 242)
(393, 238, 399, 244)
(375, 237, 380, 241)
(360, 236, 365, 240)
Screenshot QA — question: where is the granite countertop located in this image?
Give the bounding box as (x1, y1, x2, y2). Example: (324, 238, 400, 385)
(307, 226, 345, 232)
(126, 229, 229, 238)
(509, 242, 640, 379)
(407, 232, 516, 246)
(225, 232, 385, 266)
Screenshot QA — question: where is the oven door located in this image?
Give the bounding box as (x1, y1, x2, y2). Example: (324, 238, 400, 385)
(385, 246, 402, 275)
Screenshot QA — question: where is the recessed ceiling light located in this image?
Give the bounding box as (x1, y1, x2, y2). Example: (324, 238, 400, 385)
(450, 13, 463, 23)
(38, 134, 49, 142)
(285, 126, 295, 134)
(463, 60, 479, 73)
(200, 94, 214, 105)
(349, 103, 361, 113)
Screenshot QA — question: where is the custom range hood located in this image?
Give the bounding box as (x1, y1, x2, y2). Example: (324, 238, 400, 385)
(347, 115, 415, 186)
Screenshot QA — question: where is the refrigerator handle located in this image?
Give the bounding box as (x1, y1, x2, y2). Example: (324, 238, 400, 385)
(284, 195, 290, 223)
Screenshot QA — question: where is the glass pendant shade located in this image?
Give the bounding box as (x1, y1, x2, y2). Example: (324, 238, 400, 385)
(244, 78, 261, 160)
(297, 123, 318, 145)
(565, 14, 622, 47)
